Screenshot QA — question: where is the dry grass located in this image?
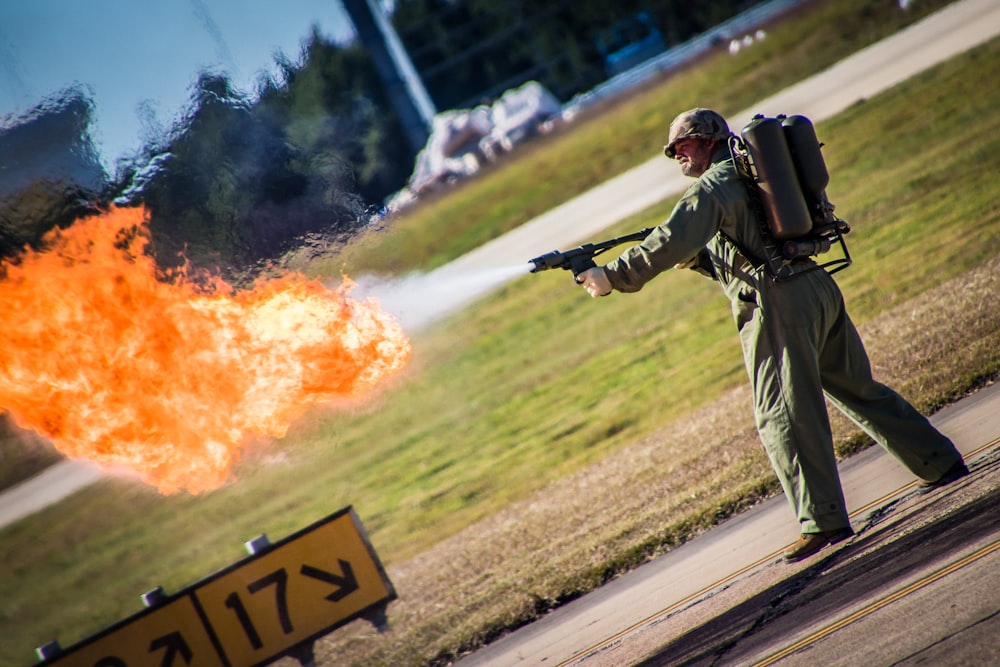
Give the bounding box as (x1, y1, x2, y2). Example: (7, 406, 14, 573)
(309, 254, 1000, 664)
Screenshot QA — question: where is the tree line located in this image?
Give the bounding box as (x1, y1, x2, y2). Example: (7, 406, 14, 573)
(394, 0, 751, 109)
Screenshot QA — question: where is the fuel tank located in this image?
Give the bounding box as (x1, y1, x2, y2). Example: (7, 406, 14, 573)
(781, 114, 830, 210)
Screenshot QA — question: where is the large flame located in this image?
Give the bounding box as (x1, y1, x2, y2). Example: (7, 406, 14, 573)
(0, 206, 410, 494)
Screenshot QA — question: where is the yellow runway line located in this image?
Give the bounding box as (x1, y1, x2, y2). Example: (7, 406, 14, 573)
(752, 537, 1000, 667)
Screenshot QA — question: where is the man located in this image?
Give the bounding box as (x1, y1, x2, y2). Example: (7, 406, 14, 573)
(576, 108, 969, 562)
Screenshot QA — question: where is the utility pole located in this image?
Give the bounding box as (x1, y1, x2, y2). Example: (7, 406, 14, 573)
(342, 0, 436, 154)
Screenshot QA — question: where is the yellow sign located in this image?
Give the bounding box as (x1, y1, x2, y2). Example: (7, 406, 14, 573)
(40, 595, 223, 667)
(193, 508, 394, 665)
(38, 507, 395, 667)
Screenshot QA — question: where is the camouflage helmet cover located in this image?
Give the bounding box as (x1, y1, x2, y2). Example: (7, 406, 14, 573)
(663, 108, 732, 158)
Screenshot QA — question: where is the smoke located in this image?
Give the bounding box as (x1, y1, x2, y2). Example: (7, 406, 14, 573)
(351, 263, 532, 331)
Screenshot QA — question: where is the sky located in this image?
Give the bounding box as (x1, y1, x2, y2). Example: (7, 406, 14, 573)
(0, 0, 357, 169)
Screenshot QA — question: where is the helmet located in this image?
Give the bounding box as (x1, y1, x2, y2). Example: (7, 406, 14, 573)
(663, 108, 732, 158)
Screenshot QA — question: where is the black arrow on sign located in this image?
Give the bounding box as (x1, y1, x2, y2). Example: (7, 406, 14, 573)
(150, 631, 193, 667)
(300, 559, 358, 602)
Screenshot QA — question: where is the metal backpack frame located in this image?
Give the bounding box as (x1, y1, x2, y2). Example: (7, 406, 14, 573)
(726, 120, 852, 282)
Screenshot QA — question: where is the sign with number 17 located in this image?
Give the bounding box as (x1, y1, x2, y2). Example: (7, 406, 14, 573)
(37, 507, 395, 667)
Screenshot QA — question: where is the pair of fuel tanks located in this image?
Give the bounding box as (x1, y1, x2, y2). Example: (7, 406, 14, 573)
(740, 114, 833, 241)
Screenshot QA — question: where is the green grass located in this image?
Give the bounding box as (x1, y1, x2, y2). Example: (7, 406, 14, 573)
(0, 417, 61, 491)
(4, 2, 1000, 666)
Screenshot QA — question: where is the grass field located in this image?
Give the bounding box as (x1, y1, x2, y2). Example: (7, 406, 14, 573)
(3, 1, 1000, 665)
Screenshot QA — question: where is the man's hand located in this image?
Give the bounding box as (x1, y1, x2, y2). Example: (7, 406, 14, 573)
(576, 267, 612, 298)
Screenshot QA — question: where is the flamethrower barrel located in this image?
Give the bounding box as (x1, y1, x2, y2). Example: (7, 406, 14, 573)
(528, 228, 654, 275)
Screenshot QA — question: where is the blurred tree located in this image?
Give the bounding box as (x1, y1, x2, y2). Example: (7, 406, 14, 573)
(390, 0, 749, 109)
(122, 33, 412, 284)
(129, 72, 298, 280)
(265, 28, 412, 204)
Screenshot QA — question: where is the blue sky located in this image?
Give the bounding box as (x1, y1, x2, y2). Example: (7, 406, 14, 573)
(0, 0, 356, 168)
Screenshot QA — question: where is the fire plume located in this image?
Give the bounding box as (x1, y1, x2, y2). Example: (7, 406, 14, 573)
(0, 206, 410, 494)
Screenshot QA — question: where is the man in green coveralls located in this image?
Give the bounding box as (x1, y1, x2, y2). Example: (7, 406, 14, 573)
(576, 108, 969, 562)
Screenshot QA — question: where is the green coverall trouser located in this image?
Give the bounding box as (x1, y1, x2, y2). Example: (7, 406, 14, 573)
(736, 267, 963, 534)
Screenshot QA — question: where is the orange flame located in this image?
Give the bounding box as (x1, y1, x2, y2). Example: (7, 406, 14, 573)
(0, 206, 410, 494)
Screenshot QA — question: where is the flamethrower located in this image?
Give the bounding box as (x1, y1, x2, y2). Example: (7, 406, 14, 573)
(528, 228, 654, 277)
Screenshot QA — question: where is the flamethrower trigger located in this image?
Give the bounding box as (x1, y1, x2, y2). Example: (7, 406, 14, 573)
(528, 228, 654, 277)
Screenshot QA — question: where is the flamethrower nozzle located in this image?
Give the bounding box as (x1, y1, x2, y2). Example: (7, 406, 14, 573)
(528, 249, 598, 277)
(529, 250, 566, 273)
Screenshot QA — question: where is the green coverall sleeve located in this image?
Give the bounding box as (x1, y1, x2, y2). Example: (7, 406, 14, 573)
(603, 183, 724, 293)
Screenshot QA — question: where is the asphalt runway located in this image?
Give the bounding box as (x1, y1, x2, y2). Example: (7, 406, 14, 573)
(456, 383, 1000, 667)
(602, 450, 1000, 667)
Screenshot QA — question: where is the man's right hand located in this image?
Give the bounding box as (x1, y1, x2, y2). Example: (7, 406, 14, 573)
(576, 267, 612, 298)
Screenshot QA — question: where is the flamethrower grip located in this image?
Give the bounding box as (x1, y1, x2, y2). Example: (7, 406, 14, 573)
(569, 253, 597, 276)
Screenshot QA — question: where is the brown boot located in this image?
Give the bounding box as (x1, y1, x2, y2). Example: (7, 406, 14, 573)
(918, 460, 969, 488)
(783, 527, 854, 563)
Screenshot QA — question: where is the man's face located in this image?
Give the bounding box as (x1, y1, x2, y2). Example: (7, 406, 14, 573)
(672, 137, 715, 177)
